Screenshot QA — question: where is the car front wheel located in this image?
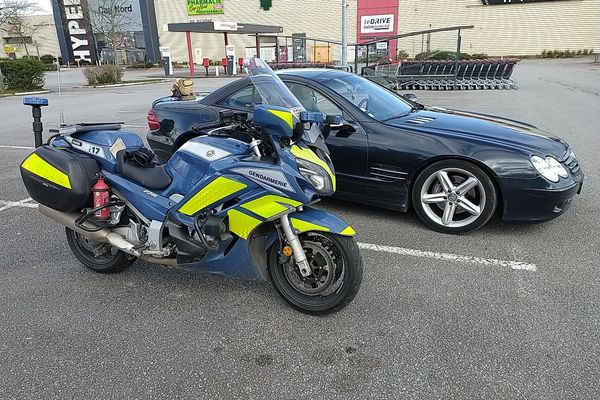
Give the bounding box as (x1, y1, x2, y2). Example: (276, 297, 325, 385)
(412, 160, 497, 234)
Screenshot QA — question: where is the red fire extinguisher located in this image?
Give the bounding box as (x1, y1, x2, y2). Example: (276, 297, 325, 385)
(92, 175, 110, 220)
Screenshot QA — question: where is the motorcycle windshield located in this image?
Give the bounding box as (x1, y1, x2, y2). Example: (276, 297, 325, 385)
(245, 58, 304, 111)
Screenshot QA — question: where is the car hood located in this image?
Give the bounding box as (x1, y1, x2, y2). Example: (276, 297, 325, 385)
(389, 108, 569, 158)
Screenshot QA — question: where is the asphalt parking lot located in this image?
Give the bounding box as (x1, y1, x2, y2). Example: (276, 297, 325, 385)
(1, 59, 599, 399)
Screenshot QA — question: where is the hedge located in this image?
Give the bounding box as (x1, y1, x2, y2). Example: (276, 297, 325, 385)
(82, 65, 124, 85)
(0, 59, 45, 90)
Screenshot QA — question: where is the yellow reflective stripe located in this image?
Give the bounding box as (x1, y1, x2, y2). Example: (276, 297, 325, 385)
(290, 217, 330, 234)
(21, 153, 71, 189)
(227, 209, 262, 239)
(240, 195, 302, 219)
(178, 176, 246, 216)
(268, 109, 294, 128)
(290, 145, 336, 191)
(340, 226, 356, 236)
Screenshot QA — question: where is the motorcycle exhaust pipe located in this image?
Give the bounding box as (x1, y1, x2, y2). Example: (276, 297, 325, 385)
(39, 204, 143, 258)
(39, 204, 111, 241)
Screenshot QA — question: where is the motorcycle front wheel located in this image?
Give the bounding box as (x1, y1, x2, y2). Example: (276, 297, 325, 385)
(268, 232, 363, 315)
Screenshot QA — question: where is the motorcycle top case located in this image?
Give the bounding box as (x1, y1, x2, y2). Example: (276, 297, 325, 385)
(20, 146, 100, 212)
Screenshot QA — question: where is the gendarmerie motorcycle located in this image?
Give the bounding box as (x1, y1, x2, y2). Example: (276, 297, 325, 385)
(20, 58, 363, 314)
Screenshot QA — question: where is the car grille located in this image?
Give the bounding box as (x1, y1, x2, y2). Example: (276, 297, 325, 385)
(563, 150, 581, 176)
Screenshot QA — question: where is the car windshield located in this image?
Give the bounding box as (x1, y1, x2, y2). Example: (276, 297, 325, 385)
(319, 74, 413, 121)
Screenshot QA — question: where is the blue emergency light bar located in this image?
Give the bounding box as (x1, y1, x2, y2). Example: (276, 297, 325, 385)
(300, 111, 326, 124)
(23, 97, 49, 107)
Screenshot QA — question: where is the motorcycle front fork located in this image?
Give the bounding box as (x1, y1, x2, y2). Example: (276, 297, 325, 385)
(279, 214, 312, 277)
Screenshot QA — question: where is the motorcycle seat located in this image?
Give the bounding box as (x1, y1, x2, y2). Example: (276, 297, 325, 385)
(116, 150, 172, 190)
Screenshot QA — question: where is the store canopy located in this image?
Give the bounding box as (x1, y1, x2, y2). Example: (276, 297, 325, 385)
(167, 22, 283, 76)
(167, 22, 283, 34)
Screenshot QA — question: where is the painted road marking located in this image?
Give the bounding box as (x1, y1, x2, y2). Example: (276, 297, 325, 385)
(358, 243, 537, 272)
(0, 197, 537, 272)
(0, 145, 34, 150)
(0, 198, 36, 212)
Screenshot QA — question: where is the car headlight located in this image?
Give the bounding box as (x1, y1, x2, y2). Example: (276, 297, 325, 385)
(531, 155, 569, 182)
(297, 158, 333, 195)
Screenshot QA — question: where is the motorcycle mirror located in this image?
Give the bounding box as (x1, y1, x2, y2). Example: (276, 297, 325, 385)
(325, 114, 342, 125)
(300, 111, 326, 124)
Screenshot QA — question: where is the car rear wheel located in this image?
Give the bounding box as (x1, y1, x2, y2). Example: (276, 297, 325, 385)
(412, 160, 497, 234)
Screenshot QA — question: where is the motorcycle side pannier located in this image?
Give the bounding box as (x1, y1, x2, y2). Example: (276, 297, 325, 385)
(20, 146, 100, 212)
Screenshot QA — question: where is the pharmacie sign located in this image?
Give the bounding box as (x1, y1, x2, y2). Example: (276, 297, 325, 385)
(187, 0, 224, 15)
(360, 14, 394, 34)
(56, 0, 97, 63)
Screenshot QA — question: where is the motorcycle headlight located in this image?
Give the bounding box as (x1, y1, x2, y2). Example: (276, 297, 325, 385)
(531, 155, 569, 183)
(297, 158, 333, 195)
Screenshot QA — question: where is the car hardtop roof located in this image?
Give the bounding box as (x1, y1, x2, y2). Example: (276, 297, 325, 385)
(276, 68, 353, 81)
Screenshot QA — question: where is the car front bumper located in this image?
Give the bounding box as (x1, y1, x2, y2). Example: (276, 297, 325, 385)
(499, 175, 583, 223)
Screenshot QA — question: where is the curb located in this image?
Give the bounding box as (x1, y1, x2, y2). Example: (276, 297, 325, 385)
(0, 90, 51, 97)
(73, 79, 169, 88)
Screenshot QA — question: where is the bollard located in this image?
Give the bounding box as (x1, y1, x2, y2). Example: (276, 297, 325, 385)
(203, 57, 210, 76)
(221, 57, 228, 75)
(23, 97, 49, 148)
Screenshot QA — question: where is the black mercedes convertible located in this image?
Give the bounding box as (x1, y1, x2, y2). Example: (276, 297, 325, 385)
(146, 69, 583, 234)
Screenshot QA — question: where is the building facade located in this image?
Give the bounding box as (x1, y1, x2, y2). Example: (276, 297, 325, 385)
(1, 14, 59, 59)
(395, 0, 600, 57)
(19, 0, 598, 64)
(153, 0, 358, 63)
(155, 0, 599, 63)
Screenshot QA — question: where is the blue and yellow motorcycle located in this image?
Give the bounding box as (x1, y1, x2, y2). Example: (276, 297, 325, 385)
(19, 58, 363, 314)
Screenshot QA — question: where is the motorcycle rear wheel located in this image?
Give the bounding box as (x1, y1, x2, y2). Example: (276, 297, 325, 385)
(268, 232, 363, 315)
(65, 228, 135, 273)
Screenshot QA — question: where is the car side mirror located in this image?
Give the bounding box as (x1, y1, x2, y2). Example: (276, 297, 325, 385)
(330, 120, 356, 137)
(403, 93, 418, 102)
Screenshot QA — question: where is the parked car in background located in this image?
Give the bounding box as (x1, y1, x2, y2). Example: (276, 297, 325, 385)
(147, 69, 583, 234)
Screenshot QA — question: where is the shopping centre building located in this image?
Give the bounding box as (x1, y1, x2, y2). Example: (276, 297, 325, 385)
(2, 0, 598, 63)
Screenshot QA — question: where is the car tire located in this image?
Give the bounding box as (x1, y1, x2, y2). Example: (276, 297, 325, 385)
(412, 160, 497, 234)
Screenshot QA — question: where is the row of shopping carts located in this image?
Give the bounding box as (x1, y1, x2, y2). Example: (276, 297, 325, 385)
(369, 59, 520, 90)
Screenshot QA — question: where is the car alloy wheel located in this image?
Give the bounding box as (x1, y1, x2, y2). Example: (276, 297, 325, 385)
(412, 160, 497, 234)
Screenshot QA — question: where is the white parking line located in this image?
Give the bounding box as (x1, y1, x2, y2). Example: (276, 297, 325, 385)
(0, 197, 537, 272)
(0, 198, 36, 212)
(0, 145, 34, 150)
(358, 243, 537, 272)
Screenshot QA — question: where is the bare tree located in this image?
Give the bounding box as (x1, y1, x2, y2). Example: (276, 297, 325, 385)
(0, 0, 38, 90)
(0, 0, 36, 28)
(87, 0, 136, 64)
(2, 13, 40, 56)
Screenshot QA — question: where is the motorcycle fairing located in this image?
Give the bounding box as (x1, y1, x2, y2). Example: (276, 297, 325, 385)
(184, 206, 356, 281)
(252, 105, 295, 138)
